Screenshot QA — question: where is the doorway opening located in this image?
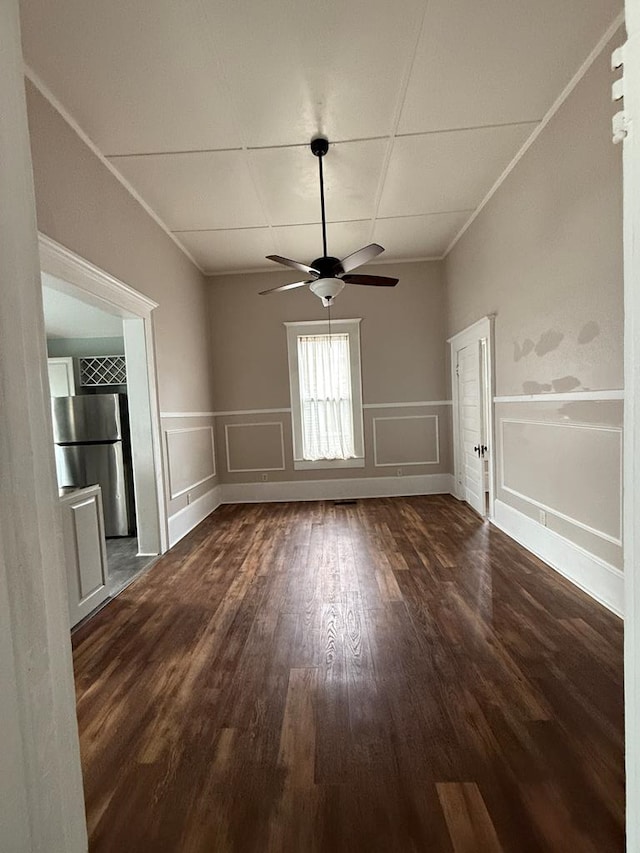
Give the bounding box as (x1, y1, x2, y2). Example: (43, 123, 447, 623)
(39, 234, 168, 625)
(449, 315, 496, 519)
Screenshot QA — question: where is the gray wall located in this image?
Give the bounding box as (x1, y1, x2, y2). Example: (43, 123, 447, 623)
(208, 260, 452, 485)
(445, 33, 623, 568)
(26, 82, 218, 520)
(46, 336, 124, 358)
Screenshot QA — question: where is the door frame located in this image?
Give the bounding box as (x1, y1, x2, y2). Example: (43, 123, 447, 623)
(623, 0, 640, 846)
(448, 314, 496, 518)
(39, 233, 169, 554)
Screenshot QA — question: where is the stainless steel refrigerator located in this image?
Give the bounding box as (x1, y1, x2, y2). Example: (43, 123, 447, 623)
(52, 394, 134, 537)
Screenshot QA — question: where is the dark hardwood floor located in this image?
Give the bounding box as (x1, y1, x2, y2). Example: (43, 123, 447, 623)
(72, 495, 624, 852)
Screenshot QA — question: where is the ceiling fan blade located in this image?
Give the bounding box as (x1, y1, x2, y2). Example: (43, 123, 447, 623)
(342, 274, 398, 287)
(259, 280, 310, 295)
(266, 255, 320, 278)
(337, 243, 385, 274)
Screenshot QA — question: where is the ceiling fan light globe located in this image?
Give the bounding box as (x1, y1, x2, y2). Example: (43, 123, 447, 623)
(309, 277, 345, 304)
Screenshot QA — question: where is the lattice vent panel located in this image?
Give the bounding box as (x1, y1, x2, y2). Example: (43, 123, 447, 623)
(79, 355, 127, 386)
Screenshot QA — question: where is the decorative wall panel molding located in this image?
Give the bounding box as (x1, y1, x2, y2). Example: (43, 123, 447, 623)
(224, 422, 286, 473)
(499, 418, 622, 545)
(372, 415, 439, 467)
(165, 426, 216, 500)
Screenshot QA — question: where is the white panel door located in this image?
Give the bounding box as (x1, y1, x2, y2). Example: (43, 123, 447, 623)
(457, 342, 484, 516)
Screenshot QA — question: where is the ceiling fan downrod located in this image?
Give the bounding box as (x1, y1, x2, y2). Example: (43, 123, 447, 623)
(311, 135, 330, 259)
(258, 135, 399, 303)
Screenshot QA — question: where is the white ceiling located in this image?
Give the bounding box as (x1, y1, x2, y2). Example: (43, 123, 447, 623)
(20, 0, 622, 275)
(42, 275, 124, 339)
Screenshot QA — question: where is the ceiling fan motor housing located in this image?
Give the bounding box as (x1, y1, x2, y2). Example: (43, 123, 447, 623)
(312, 256, 343, 277)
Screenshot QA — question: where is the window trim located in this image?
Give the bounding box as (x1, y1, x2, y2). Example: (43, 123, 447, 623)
(284, 319, 365, 470)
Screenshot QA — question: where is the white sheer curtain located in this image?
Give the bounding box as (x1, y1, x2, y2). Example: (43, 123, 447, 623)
(297, 333, 355, 460)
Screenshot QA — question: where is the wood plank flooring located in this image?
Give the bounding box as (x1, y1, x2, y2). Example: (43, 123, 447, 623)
(72, 495, 624, 852)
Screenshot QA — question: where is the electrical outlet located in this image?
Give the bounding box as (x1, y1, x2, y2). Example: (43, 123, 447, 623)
(539, 509, 547, 526)
(397, 468, 403, 477)
(260, 473, 268, 482)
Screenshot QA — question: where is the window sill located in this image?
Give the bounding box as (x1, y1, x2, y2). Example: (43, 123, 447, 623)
(294, 457, 366, 471)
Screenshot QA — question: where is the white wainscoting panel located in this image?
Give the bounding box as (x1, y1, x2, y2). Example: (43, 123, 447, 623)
(222, 473, 454, 504)
(165, 426, 216, 500)
(500, 418, 622, 545)
(225, 422, 286, 473)
(372, 415, 439, 467)
(493, 500, 623, 617)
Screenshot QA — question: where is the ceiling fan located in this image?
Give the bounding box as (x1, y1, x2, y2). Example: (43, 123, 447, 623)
(259, 136, 398, 306)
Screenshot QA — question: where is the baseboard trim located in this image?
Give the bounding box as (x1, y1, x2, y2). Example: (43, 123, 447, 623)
(168, 485, 223, 547)
(221, 473, 454, 505)
(492, 499, 623, 617)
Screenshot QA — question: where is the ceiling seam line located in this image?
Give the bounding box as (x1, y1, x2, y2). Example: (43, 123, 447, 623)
(193, 0, 277, 265)
(245, 135, 392, 151)
(22, 65, 206, 275)
(206, 254, 444, 277)
(394, 119, 542, 139)
(106, 146, 244, 159)
(442, 9, 626, 259)
(369, 0, 433, 244)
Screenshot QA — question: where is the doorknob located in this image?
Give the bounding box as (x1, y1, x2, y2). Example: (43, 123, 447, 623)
(473, 445, 480, 457)
(481, 445, 488, 457)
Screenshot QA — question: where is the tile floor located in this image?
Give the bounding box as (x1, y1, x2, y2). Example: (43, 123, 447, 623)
(106, 536, 156, 597)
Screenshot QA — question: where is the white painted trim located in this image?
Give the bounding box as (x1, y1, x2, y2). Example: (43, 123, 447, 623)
(447, 313, 496, 346)
(285, 318, 365, 465)
(39, 233, 158, 316)
(214, 407, 290, 416)
(494, 390, 624, 403)
(372, 415, 440, 466)
(444, 11, 626, 257)
(2, 7, 87, 844)
(161, 411, 217, 418)
(39, 233, 169, 553)
(221, 473, 455, 504)
(25, 68, 204, 274)
(621, 16, 640, 846)
(363, 400, 452, 409)
(499, 418, 623, 546)
(165, 426, 216, 499)
(123, 318, 163, 555)
(167, 485, 223, 547)
(294, 457, 365, 470)
(283, 318, 362, 329)
(493, 500, 623, 617)
(160, 402, 453, 417)
(224, 421, 286, 473)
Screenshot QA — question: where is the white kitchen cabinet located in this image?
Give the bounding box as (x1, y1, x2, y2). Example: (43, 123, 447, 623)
(59, 484, 109, 627)
(47, 356, 76, 396)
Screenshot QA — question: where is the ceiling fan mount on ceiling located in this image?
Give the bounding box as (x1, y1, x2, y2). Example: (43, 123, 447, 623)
(259, 136, 398, 306)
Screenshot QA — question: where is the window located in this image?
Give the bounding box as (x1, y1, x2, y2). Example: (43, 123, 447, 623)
(285, 319, 364, 469)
